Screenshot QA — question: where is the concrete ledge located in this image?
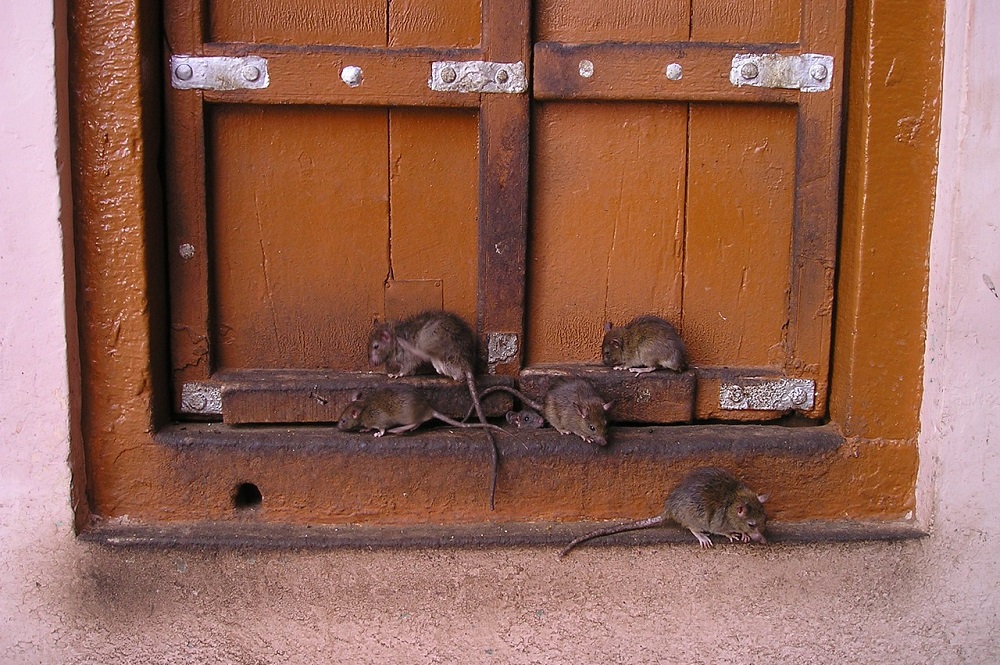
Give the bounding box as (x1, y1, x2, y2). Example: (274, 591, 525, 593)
(79, 519, 926, 551)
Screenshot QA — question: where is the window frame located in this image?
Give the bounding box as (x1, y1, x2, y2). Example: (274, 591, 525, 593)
(68, 0, 941, 544)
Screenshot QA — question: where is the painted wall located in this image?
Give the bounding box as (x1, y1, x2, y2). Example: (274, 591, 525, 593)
(0, 0, 998, 662)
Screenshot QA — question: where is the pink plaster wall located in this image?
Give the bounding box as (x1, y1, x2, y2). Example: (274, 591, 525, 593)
(0, 0, 998, 662)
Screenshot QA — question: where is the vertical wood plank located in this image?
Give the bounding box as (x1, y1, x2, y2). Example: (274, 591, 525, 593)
(683, 103, 797, 368)
(690, 0, 800, 43)
(785, 0, 847, 413)
(207, 0, 388, 45)
(478, 0, 530, 373)
(527, 102, 688, 365)
(535, 0, 689, 42)
(164, 0, 212, 405)
(389, 0, 482, 47)
(388, 108, 480, 325)
(207, 105, 389, 371)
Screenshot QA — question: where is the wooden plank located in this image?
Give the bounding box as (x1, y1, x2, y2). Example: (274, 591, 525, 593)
(519, 365, 695, 425)
(526, 102, 687, 365)
(206, 105, 389, 372)
(389, 0, 482, 48)
(534, 0, 689, 42)
(783, 0, 847, 417)
(164, 0, 213, 412)
(477, 0, 530, 374)
(196, 46, 483, 108)
(682, 103, 797, 370)
(220, 371, 514, 424)
(533, 42, 801, 103)
(388, 108, 480, 328)
(691, 0, 800, 43)
(207, 0, 388, 46)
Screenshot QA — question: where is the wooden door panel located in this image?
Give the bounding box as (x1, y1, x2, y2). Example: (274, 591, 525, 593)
(207, 105, 389, 371)
(534, 0, 688, 42)
(690, 0, 800, 42)
(683, 103, 797, 368)
(208, 0, 389, 45)
(389, 0, 482, 47)
(527, 101, 687, 364)
(388, 108, 480, 324)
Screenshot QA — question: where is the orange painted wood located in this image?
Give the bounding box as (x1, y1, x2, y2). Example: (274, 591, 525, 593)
(691, 0, 800, 43)
(527, 102, 687, 365)
(533, 42, 800, 104)
(682, 103, 797, 370)
(197, 46, 482, 108)
(219, 371, 514, 424)
(534, 0, 689, 42)
(477, 0, 531, 374)
(519, 365, 695, 424)
(207, 0, 388, 46)
(206, 105, 389, 371)
(389, 0, 481, 47)
(388, 108, 480, 326)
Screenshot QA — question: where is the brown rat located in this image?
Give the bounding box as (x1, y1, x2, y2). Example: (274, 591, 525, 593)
(368, 310, 499, 507)
(505, 408, 544, 429)
(602, 315, 688, 374)
(472, 380, 612, 446)
(337, 385, 505, 437)
(559, 467, 768, 556)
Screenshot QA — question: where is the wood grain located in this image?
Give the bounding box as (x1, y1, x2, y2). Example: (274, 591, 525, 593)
(207, 105, 389, 371)
(535, 0, 689, 42)
(389, 0, 481, 47)
(208, 0, 388, 46)
(527, 102, 687, 364)
(682, 103, 797, 368)
(388, 108, 480, 326)
(691, 0, 800, 43)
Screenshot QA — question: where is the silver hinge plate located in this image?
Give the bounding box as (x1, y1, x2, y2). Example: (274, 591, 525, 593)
(730, 53, 833, 92)
(719, 378, 816, 411)
(180, 382, 223, 415)
(429, 60, 528, 94)
(171, 55, 269, 91)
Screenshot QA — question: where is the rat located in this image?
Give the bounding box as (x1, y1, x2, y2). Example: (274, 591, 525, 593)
(368, 310, 499, 506)
(337, 385, 505, 437)
(505, 408, 544, 429)
(471, 379, 612, 446)
(559, 466, 768, 556)
(602, 314, 688, 374)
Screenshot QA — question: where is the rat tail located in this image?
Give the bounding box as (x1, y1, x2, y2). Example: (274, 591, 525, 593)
(466, 372, 500, 511)
(559, 515, 666, 558)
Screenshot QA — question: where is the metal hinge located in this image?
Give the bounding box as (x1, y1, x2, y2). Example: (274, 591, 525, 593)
(171, 55, 269, 91)
(719, 378, 815, 411)
(429, 60, 528, 94)
(730, 53, 833, 92)
(180, 382, 223, 415)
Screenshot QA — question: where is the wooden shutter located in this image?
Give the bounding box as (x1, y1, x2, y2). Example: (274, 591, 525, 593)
(164, 0, 844, 426)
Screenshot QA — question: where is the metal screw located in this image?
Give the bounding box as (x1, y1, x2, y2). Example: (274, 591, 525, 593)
(809, 63, 828, 81)
(341, 65, 363, 87)
(174, 63, 193, 81)
(665, 63, 683, 81)
(741, 62, 759, 80)
(729, 386, 746, 402)
(178, 243, 196, 260)
(579, 59, 594, 78)
(186, 393, 208, 411)
(440, 66, 457, 84)
(495, 68, 509, 85)
(242, 65, 261, 82)
(789, 387, 809, 406)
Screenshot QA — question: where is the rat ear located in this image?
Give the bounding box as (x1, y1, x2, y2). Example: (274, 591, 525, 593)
(604, 321, 613, 333)
(736, 502, 748, 517)
(602, 400, 614, 412)
(349, 390, 363, 401)
(757, 493, 770, 504)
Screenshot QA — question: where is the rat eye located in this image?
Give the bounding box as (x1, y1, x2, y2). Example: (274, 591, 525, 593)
(589, 424, 596, 432)
(747, 520, 758, 528)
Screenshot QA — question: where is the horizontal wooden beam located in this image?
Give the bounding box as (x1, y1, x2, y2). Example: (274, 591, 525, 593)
(534, 41, 803, 103)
